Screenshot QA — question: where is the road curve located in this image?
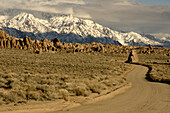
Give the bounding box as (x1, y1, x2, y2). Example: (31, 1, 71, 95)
(56, 65, 170, 113)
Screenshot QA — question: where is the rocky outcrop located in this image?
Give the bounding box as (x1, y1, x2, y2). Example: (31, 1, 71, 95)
(0, 30, 56, 53)
(23, 36, 32, 49)
(0, 30, 169, 56)
(126, 50, 139, 63)
(0, 30, 146, 55)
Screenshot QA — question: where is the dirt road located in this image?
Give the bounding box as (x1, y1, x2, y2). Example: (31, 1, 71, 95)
(56, 65, 170, 113)
(1, 65, 169, 113)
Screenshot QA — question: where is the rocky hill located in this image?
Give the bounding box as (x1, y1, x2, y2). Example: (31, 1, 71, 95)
(0, 12, 169, 47)
(1, 30, 169, 56)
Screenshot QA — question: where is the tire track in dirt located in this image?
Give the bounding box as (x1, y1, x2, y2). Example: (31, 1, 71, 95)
(56, 65, 170, 113)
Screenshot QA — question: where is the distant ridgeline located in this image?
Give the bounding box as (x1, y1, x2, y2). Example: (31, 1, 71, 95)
(0, 30, 169, 55)
(1, 12, 169, 47)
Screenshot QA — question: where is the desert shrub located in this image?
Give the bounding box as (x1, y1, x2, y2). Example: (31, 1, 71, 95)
(87, 83, 102, 94)
(0, 48, 131, 104)
(26, 91, 40, 100)
(0, 98, 4, 105)
(72, 85, 89, 97)
(3, 79, 14, 89)
(2, 92, 18, 103)
(102, 80, 115, 87)
(58, 89, 69, 101)
(138, 52, 170, 83)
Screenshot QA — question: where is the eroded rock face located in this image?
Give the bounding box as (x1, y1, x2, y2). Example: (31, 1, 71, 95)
(0, 39, 4, 48)
(126, 50, 139, 63)
(0, 30, 57, 52)
(0, 30, 169, 55)
(23, 36, 32, 49)
(52, 38, 60, 47)
(6, 40, 11, 48)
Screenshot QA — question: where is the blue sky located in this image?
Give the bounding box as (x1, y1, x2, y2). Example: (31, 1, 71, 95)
(134, 0, 170, 6)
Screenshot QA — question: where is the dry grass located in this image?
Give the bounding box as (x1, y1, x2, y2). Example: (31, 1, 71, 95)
(0, 48, 131, 105)
(138, 53, 170, 83)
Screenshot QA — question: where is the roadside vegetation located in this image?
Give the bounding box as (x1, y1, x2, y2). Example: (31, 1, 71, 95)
(0, 39, 169, 106)
(138, 53, 170, 84)
(0, 48, 132, 105)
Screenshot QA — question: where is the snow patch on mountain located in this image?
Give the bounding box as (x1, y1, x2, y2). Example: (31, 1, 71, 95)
(0, 15, 8, 21)
(0, 12, 168, 47)
(7, 13, 52, 34)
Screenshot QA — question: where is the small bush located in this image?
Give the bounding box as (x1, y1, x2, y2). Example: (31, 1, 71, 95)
(3, 92, 18, 103)
(26, 91, 40, 100)
(58, 89, 69, 101)
(73, 86, 89, 97)
(88, 84, 101, 94)
(0, 98, 4, 105)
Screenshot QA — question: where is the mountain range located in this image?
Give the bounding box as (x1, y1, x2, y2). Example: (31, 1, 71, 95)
(0, 12, 169, 47)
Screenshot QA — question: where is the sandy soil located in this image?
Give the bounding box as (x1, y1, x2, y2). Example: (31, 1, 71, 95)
(55, 65, 170, 113)
(1, 65, 169, 113)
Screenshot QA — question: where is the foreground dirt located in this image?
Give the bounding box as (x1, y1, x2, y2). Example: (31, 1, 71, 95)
(55, 65, 170, 113)
(0, 67, 133, 113)
(1, 65, 169, 113)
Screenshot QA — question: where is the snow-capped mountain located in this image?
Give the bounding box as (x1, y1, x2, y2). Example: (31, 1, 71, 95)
(0, 12, 169, 47)
(7, 13, 52, 33)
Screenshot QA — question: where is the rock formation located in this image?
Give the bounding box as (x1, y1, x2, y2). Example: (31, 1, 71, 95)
(126, 50, 139, 63)
(0, 30, 169, 56)
(23, 36, 32, 49)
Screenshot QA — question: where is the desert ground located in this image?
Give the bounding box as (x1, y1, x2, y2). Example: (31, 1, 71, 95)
(0, 48, 133, 112)
(138, 53, 170, 83)
(0, 30, 170, 113)
(0, 46, 169, 113)
(56, 65, 170, 113)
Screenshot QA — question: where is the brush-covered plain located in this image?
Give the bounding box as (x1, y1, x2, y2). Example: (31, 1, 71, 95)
(0, 48, 132, 105)
(138, 49, 170, 83)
